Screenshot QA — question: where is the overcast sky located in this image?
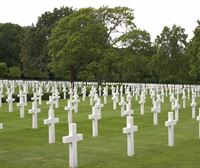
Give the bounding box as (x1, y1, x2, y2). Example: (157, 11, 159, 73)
(0, 0, 199, 41)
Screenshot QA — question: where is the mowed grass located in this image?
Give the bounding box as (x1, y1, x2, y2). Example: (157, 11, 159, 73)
(0, 95, 200, 168)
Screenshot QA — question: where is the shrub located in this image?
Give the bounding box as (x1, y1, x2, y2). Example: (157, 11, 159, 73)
(8, 66, 21, 78)
(0, 62, 8, 77)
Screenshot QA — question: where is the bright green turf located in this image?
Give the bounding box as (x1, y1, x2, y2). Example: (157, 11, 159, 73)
(0, 95, 200, 168)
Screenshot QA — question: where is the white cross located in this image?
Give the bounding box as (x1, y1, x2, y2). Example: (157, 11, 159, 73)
(68, 87, 73, 100)
(123, 116, 138, 156)
(135, 89, 139, 101)
(126, 92, 132, 109)
(98, 85, 102, 96)
(165, 112, 177, 146)
(156, 94, 161, 113)
(88, 106, 101, 137)
(115, 89, 119, 103)
(53, 89, 60, 108)
(119, 96, 126, 117)
(174, 99, 180, 121)
(151, 100, 159, 126)
(44, 107, 59, 144)
(182, 89, 186, 108)
(93, 93, 99, 104)
(95, 98, 103, 115)
(22, 84, 28, 103)
(37, 87, 43, 105)
(46, 96, 55, 110)
(103, 86, 108, 104)
(89, 89, 94, 106)
(187, 88, 190, 100)
(139, 95, 145, 115)
(120, 85, 123, 99)
(29, 101, 41, 129)
(170, 93, 175, 110)
(124, 103, 133, 117)
(165, 87, 168, 97)
(6, 91, 15, 112)
(31, 92, 38, 103)
(191, 97, 196, 119)
(62, 123, 83, 168)
(65, 99, 74, 124)
(81, 86, 86, 102)
(197, 109, 200, 139)
(17, 90, 27, 118)
(73, 94, 80, 113)
(63, 86, 67, 99)
(112, 92, 117, 110)
(161, 89, 165, 103)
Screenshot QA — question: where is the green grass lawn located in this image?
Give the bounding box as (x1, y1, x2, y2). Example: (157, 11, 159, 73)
(0, 95, 200, 168)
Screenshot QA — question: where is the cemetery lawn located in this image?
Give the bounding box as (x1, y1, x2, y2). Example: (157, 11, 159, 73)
(0, 96, 200, 168)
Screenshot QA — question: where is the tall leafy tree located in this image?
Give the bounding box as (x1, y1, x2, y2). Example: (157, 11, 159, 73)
(20, 6, 74, 78)
(48, 8, 108, 83)
(187, 20, 200, 82)
(20, 26, 40, 78)
(0, 23, 24, 67)
(153, 25, 188, 83)
(120, 29, 153, 56)
(118, 29, 155, 82)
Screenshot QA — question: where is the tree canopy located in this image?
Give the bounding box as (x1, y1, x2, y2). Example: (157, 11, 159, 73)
(0, 6, 200, 84)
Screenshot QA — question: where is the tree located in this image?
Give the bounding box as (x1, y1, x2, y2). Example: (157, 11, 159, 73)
(97, 6, 136, 47)
(153, 25, 188, 83)
(187, 20, 200, 82)
(48, 8, 108, 84)
(0, 23, 24, 67)
(120, 29, 153, 56)
(20, 6, 74, 78)
(82, 6, 137, 84)
(0, 62, 8, 77)
(117, 29, 155, 82)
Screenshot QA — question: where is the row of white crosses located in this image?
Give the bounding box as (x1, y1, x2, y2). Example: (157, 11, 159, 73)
(88, 94, 104, 137)
(63, 85, 83, 168)
(1, 81, 200, 168)
(114, 85, 138, 157)
(43, 83, 80, 145)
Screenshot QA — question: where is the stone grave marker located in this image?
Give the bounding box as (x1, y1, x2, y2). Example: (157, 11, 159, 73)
(123, 116, 138, 156)
(165, 112, 176, 146)
(88, 106, 101, 137)
(62, 123, 83, 168)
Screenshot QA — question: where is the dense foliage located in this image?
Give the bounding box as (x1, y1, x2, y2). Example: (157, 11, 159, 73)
(0, 6, 199, 83)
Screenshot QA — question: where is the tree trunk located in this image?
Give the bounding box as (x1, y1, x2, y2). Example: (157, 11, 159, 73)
(70, 67, 76, 88)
